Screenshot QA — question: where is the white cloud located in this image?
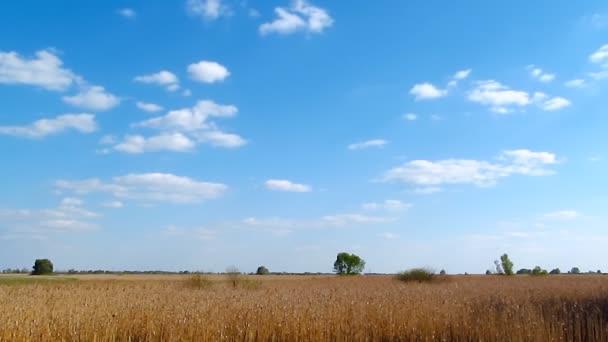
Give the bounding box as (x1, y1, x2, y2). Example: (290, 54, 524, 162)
(402, 113, 417, 121)
(0, 49, 79, 91)
(134, 70, 179, 91)
(540, 97, 571, 111)
(589, 70, 608, 80)
(136, 101, 164, 113)
(62, 86, 120, 111)
(135, 100, 237, 131)
(260, 0, 333, 35)
(528, 65, 555, 82)
(265, 179, 311, 192)
(382, 149, 559, 187)
(187, 60, 230, 83)
(564, 79, 586, 88)
(348, 139, 387, 150)
(186, 0, 228, 19)
(193, 130, 247, 148)
(468, 80, 530, 113)
(453, 69, 472, 80)
(362, 200, 410, 211)
(101, 201, 124, 208)
(0, 113, 96, 138)
(410, 82, 447, 100)
(113, 133, 195, 154)
(589, 44, 608, 63)
(118, 8, 137, 19)
(163, 225, 217, 240)
(99, 135, 116, 145)
(0, 199, 99, 235)
(56, 173, 227, 204)
(544, 210, 579, 220)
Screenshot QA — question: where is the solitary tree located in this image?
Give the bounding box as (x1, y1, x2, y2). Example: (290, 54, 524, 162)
(500, 254, 514, 275)
(333, 252, 365, 275)
(256, 266, 269, 275)
(439, 269, 446, 275)
(32, 259, 53, 275)
(570, 267, 581, 274)
(549, 268, 561, 275)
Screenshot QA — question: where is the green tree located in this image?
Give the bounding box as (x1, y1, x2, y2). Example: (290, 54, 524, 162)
(549, 268, 561, 275)
(32, 259, 53, 275)
(256, 266, 269, 275)
(333, 252, 365, 275)
(570, 267, 581, 274)
(439, 269, 446, 275)
(532, 266, 548, 276)
(500, 254, 514, 275)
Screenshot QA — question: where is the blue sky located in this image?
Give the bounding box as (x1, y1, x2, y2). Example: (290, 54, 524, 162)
(0, 1, 607, 273)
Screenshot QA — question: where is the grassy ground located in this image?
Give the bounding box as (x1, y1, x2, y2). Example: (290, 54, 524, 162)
(1, 274, 607, 341)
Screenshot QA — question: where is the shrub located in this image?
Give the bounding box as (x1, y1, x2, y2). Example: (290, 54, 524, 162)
(256, 266, 269, 275)
(397, 268, 434, 283)
(32, 259, 53, 275)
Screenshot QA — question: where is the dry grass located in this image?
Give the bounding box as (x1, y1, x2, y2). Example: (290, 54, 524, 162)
(1, 274, 608, 341)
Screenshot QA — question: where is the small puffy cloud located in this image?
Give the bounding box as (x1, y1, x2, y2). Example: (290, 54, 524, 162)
(589, 44, 608, 63)
(62, 86, 120, 111)
(57, 173, 227, 204)
(564, 79, 586, 88)
(136, 101, 164, 113)
(113, 133, 195, 154)
(186, 0, 228, 20)
(321, 213, 394, 226)
(260, 0, 333, 35)
(454, 69, 472, 80)
(362, 200, 410, 211)
(265, 179, 311, 192)
(402, 113, 417, 121)
(101, 201, 123, 208)
(135, 100, 237, 131)
(118, 8, 136, 19)
(543, 210, 579, 220)
(410, 82, 447, 100)
(0, 49, 79, 91)
(468, 80, 530, 113)
(187, 60, 230, 83)
(540, 97, 571, 111)
(134, 70, 179, 91)
(528, 65, 555, 82)
(382, 149, 559, 188)
(413, 186, 442, 195)
(0, 113, 96, 139)
(348, 139, 387, 150)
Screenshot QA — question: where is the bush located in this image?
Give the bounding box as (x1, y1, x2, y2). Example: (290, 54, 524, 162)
(32, 259, 53, 275)
(397, 268, 434, 283)
(256, 266, 269, 275)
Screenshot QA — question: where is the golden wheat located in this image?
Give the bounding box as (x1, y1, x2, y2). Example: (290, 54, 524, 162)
(1, 274, 607, 341)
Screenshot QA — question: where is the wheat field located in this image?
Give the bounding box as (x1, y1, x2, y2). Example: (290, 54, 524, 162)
(1, 274, 608, 341)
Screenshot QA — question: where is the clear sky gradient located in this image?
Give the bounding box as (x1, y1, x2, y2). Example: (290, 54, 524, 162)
(0, 1, 607, 273)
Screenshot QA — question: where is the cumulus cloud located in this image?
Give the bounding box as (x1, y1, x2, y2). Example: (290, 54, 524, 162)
(113, 133, 195, 153)
(564, 79, 586, 88)
(260, 0, 333, 35)
(348, 139, 387, 150)
(540, 97, 571, 111)
(321, 213, 395, 226)
(134, 70, 179, 91)
(382, 149, 559, 188)
(410, 82, 447, 100)
(193, 130, 247, 148)
(402, 113, 417, 121)
(135, 100, 237, 131)
(101, 201, 124, 208)
(118, 8, 136, 19)
(265, 179, 311, 192)
(590, 44, 608, 63)
(0, 113, 96, 138)
(187, 60, 230, 83)
(186, 0, 229, 19)
(136, 101, 163, 113)
(467, 80, 530, 113)
(528, 65, 555, 82)
(62, 86, 120, 111)
(0, 49, 80, 91)
(56, 173, 227, 204)
(454, 69, 472, 80)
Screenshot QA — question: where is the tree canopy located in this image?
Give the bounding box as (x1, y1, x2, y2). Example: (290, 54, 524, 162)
(32, 259, 53, 275)
(333, 252, 365, 275)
